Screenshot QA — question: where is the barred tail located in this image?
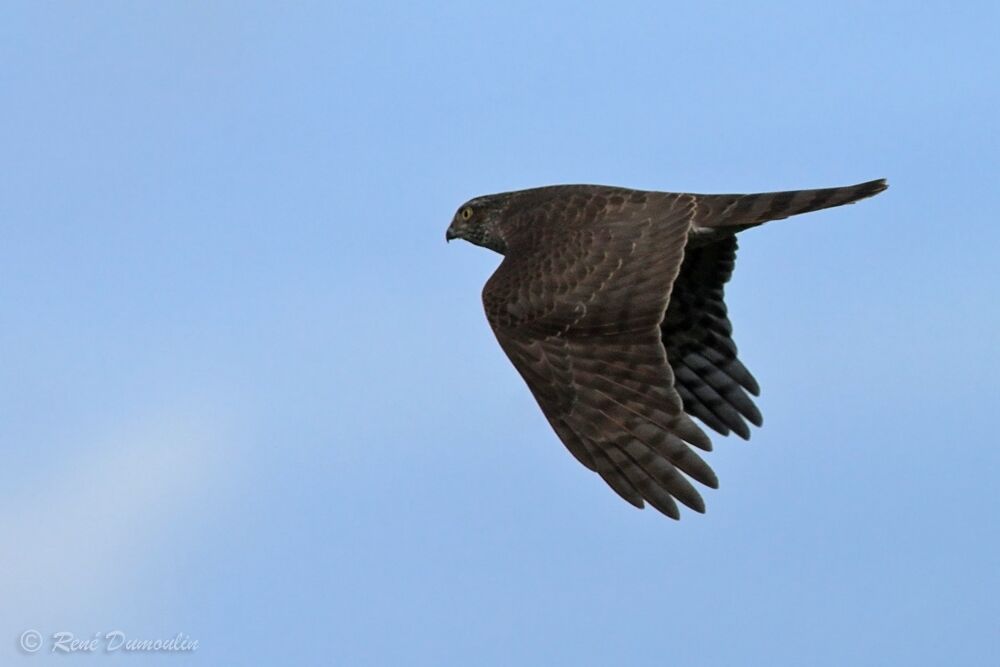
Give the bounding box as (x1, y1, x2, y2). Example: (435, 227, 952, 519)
(692, 178, 887, 232)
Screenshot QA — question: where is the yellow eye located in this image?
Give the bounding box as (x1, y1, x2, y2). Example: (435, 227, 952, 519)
(460, 206, 473, 221)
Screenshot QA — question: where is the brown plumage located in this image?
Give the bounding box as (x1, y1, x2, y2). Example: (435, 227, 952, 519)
(446, 179, 887, 519)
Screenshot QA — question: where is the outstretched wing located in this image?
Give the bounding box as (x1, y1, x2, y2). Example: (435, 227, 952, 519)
(659, 180, 887, 437)
(483, 191, 717, 518)
(662, 236, 762, 439)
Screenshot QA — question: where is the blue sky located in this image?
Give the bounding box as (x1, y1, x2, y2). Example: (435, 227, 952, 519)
(2, 2, 998, 665)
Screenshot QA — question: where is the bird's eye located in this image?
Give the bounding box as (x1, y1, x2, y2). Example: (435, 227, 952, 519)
(460, 206, 473, 221)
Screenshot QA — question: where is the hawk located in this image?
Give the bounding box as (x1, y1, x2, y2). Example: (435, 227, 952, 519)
(446, 179, 887, 519)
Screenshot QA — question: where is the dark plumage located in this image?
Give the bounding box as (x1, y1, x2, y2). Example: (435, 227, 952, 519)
(447, 179, 887, 519)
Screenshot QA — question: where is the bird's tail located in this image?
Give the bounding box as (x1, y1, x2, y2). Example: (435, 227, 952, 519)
(690, 178, 887, 233)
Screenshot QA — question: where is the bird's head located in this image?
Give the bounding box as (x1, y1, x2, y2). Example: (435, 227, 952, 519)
(446, 195, 509, 254)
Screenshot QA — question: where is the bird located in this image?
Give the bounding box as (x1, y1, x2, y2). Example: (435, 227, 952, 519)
(446, 179, 887, 519)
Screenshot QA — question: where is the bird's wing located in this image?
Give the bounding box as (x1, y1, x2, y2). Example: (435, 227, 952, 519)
(482, 192, 717, 518)
(661, 236, 762, 439)
(659, 180, 887, 435)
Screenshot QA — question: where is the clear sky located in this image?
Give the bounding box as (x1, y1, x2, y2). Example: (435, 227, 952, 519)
(2, 2, 998, 665)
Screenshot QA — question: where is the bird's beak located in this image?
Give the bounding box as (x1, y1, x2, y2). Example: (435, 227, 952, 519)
(445, 226, 458, 243)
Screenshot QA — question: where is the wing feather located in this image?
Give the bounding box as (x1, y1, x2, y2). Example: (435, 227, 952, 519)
(484, 191, 717, 518)
(661, 236, 763, 439)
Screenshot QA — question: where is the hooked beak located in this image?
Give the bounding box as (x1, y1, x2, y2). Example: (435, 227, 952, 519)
(445, 226, 458, 243)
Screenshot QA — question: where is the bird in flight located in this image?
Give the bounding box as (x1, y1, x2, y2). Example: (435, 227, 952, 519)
(447, 179, 887, 519)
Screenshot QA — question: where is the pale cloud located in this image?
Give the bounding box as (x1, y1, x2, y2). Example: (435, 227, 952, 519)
(0, 409, 237, 633)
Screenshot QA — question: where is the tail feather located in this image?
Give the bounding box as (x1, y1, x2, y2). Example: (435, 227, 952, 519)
(691, 178, 887, 232)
